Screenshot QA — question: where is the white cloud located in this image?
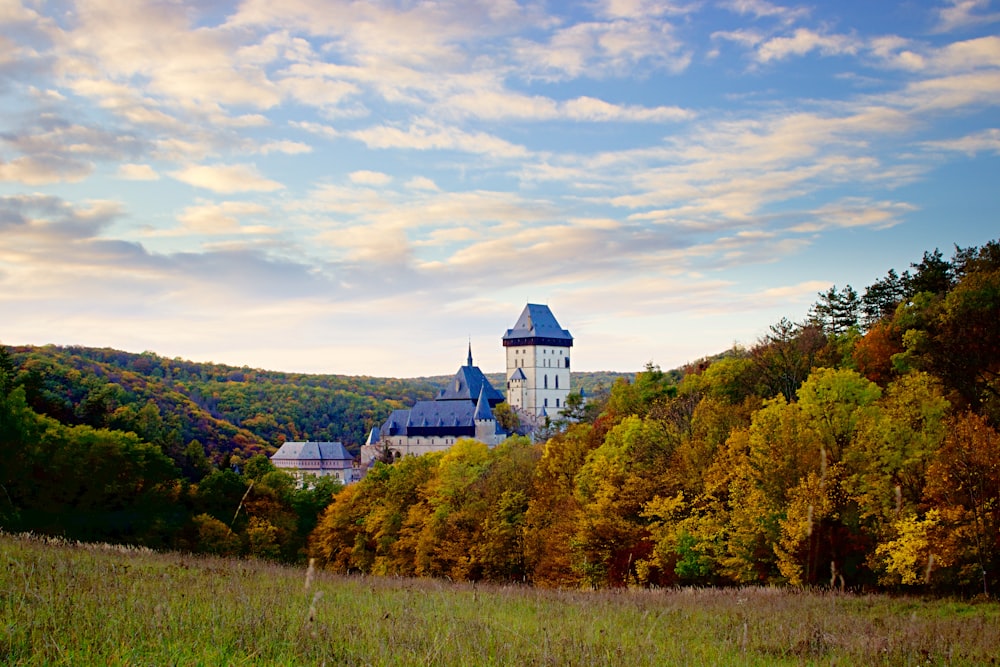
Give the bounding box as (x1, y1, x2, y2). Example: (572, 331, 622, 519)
(756, 28, 860, 63)
(170, 164, 284, 194)
(258, 140, 313, 155)
(117, 163, 159, 180)
(722, 0, 810, 23)
(796, 198, 918, 232)
(923, 128, 1000, 155)
(0, 155, 93, 184)
(349, 170, 392, 185)
(349, 119, 530, 158)
(561, 96, 692, 122)
(407, 176, 440, 191)
(936, 0, 1000, 32)
(171, 201, 277, 236)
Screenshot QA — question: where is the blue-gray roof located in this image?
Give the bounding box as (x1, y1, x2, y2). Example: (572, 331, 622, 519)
(474, 385, 493, 421)
(272, 441, 352, 462)
(408, 400, 478, 428)
(436, 363, 505, 406)
(503, 303, 573, 347)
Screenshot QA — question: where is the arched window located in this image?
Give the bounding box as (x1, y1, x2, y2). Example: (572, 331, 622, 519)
(555, 375, 559, 389)
(544, 375, 548, 389)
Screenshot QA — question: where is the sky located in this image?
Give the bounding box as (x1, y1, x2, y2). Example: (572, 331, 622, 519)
(1, 0, 998, 377)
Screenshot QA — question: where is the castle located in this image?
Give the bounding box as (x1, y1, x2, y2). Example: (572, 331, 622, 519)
(361, 303, 572, 464)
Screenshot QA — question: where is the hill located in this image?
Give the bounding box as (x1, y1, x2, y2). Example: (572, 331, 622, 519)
(5, 344, 633, 463)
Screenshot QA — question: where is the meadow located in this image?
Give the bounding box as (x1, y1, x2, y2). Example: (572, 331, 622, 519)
(2, 533, 997, 666)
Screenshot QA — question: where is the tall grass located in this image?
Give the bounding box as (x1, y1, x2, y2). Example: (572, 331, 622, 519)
(2, 532, 997, 665)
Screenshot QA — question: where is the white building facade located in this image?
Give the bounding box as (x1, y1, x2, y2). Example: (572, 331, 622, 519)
(503, 304, 573, 418)
(271, 441, 358, 484)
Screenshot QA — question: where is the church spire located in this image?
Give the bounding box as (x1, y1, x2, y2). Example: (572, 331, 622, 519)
(467, 340, 473, 367)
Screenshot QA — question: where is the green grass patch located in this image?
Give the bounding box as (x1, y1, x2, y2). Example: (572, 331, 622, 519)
(2, 532, 998, 666)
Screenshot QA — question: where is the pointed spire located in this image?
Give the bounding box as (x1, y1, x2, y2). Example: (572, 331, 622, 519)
(474, 384, 493, 421)
(467, 339, 473, 367)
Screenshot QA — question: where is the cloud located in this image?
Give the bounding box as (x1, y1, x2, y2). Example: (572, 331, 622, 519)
(118, 163, 159, 180)
(561, 96, 693, 122)
(53, 0, 282, 111)
(923, 128, 1000, 155)
(935, 0, 1000, 32)
(349, 170, 392, 185)
(512, 14, 691, 80)
(170, 201, 277, 236)
(349, 119, 530, 158)
(258, 140, 313, 155)
(792, 198, 918, 232)
(756, 28, 860, 63)
(0, 155, 93, 184)
(407, 176, 440, 191)
(170, 164, 284, 193)
(722, 0, 810, 24)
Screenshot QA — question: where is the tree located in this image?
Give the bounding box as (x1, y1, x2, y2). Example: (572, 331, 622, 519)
(193, 513, 241, 556)
(905, 248, 953, 296)
(751, 319, 826, 402)
(492, 402, 520, 433)
(862, 269, 907, 330)
(243, 453, 276, 481)
(811, 285, 860, 335)
(923, 412, 1000, 592)
(183, 439, 213, 481)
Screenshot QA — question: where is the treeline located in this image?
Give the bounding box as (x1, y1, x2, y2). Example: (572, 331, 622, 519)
(5, 346, 624, 465)
(0, 336, 627, 556)
(3, 346, 448, 463)
(310, 240, 1000, 593)
(0, 362, 340, 558)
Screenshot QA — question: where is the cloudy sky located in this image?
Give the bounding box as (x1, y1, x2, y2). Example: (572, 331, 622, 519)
(1, 0, 998, 377)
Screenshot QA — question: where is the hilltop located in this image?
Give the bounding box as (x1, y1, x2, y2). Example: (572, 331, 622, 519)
(4, 343, 632, 463)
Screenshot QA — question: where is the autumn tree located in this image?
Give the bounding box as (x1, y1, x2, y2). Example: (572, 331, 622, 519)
(923, 411, 1000, 592)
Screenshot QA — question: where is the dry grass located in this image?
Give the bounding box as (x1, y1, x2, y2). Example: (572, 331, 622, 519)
(2, 532, 997, 665)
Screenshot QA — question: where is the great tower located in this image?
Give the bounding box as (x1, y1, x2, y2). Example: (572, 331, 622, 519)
(502, 304, 573, 418)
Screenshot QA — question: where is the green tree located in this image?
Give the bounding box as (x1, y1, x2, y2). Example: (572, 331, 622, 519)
(183, 439, 213, 481)
(493, 401, 520, 432)
(243, 453, 276, 481)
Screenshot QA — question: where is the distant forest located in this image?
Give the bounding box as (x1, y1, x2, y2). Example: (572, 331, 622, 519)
(2, 238, 998, 594)
(3, 343, 630, 463)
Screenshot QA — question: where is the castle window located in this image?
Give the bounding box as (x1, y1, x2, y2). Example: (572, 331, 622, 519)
(544, 374, 548, 389)
(556, 398, 560, 407)
(565, 357, 570, 368)
(544, 398, 548, 407)
(555, 376, 559, 389)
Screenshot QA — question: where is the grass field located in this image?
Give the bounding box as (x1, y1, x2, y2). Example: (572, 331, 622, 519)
(2, 532, 997, 666)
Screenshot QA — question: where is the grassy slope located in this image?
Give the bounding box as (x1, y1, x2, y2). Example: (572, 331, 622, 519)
(3, 533, 997, 666)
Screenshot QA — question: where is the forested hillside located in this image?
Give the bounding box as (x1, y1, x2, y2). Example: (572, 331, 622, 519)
(2, 239, 997, 594)
(4, 346, 627, 464)
(310, 240, 1000, 593)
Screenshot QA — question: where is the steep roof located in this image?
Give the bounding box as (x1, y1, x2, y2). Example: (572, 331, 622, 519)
(272, 441, 352, 462)
(502, 303, 573, 346)
(436, 359, 505, 406)
(474, 384, 494, 421)
(380, 409, 412, 437)
(407, 400, 478, 428)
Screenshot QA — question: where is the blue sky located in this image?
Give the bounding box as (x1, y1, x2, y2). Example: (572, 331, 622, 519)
(1, 0, 998, 376)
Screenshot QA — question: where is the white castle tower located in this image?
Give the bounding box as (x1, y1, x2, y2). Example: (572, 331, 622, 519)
(503, 304, 573, 418)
